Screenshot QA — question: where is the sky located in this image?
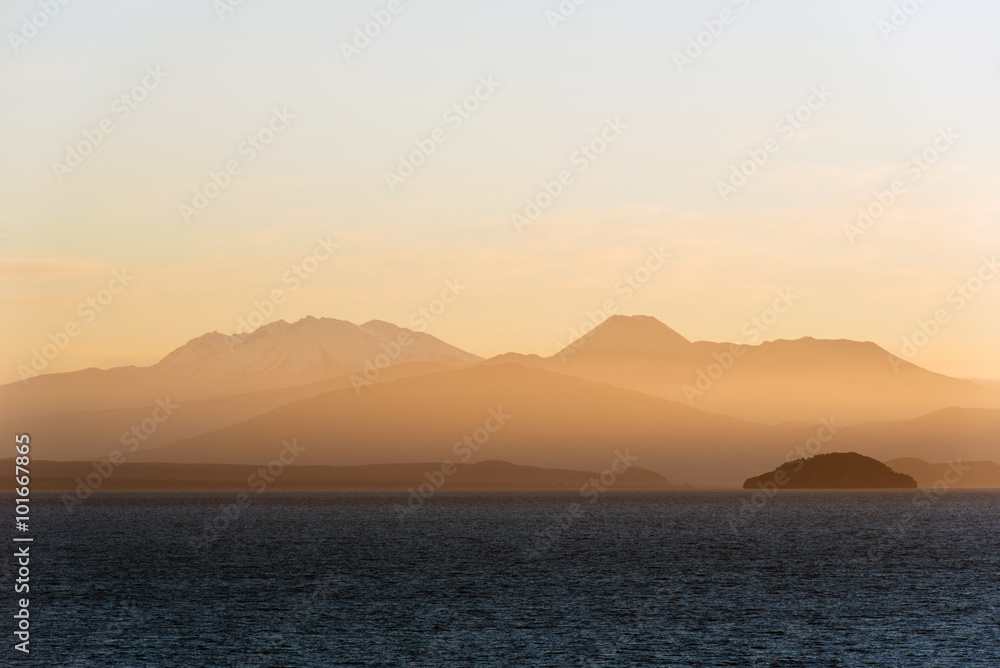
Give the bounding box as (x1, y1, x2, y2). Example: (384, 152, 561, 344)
(1, 0, 999, 383)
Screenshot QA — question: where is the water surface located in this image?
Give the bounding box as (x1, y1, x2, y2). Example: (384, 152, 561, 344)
(6, 490, 999, 666)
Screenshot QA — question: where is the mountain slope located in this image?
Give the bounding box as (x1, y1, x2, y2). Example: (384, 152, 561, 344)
(485, 315, 1000, 424)
(0, 362, 449, 461)
(834, 408, 1000, 464)
(132, 364, 809, 487)
(884, 457, 1000, 489)
(154, 318, 479, 387)
(1, 317, 480, 418)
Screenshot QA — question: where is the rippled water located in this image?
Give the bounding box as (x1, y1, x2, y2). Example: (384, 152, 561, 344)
(5, 490, 999, 666)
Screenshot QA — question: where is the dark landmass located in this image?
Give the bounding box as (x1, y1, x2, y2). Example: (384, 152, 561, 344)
(0, 459, 683, 492)
(743, 452, 917, 490)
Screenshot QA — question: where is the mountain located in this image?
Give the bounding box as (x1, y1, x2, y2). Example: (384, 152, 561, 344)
(486, 315, 1000, 425)
(8, 314, 993, 428)
(131, 364, 808, 488)
(131, 367, 1000, 486)
(744, 452, 917, 489)
(885, 457, 1000, 489)
(560, 314, 693, 356)
(0, 459, 681, 491)
(832, 408, 1000, 464)
(6, 314, 1000, 487)
(154, 318, 479, 389)
(0, 317, 481, 418)
(0, 361, 450, 461)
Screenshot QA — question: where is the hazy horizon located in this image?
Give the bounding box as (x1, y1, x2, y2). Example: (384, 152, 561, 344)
(5, 4, 1000, 665)
(4, 311, 1000, 385)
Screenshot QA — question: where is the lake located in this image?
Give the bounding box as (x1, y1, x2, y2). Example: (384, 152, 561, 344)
(6, 490, 999, 666)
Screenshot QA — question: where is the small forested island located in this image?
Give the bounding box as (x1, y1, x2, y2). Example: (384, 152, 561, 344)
(743, 452, 917, 490)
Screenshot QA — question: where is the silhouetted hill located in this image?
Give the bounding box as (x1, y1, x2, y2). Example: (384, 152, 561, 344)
(0, 459, 682, 491)
(132, 364, 799, 487)
(744, 452, 916, 489)
(6, 315, 1000, 487)
(0, 362, 450, 461)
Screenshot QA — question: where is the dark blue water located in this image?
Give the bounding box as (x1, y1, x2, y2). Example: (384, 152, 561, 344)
(4, 490, 999, 666)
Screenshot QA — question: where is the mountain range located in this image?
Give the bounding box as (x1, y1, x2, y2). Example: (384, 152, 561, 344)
(486, 315, 996, 424)
(3, 315, 998, 487)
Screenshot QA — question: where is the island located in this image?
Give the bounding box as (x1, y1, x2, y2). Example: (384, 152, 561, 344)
(743, 452, 917, 490)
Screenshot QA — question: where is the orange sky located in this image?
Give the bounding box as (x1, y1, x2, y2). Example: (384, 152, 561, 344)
(2, 0, 998, 383)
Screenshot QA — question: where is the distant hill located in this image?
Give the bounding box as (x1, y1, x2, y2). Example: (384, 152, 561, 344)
(131, 364, 801, 488)
(885, 457, 1000, 489)
(486, 315, 1000, 425)
(97, 364, 1000, 488)
(5, 314, 1000, 488)
(1, 317, 480, 417)
(744, 452, 917, 489)
(833, 408, 1000, 464)
(0, 361, 449, 461)
(0, 459, 681, 491)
